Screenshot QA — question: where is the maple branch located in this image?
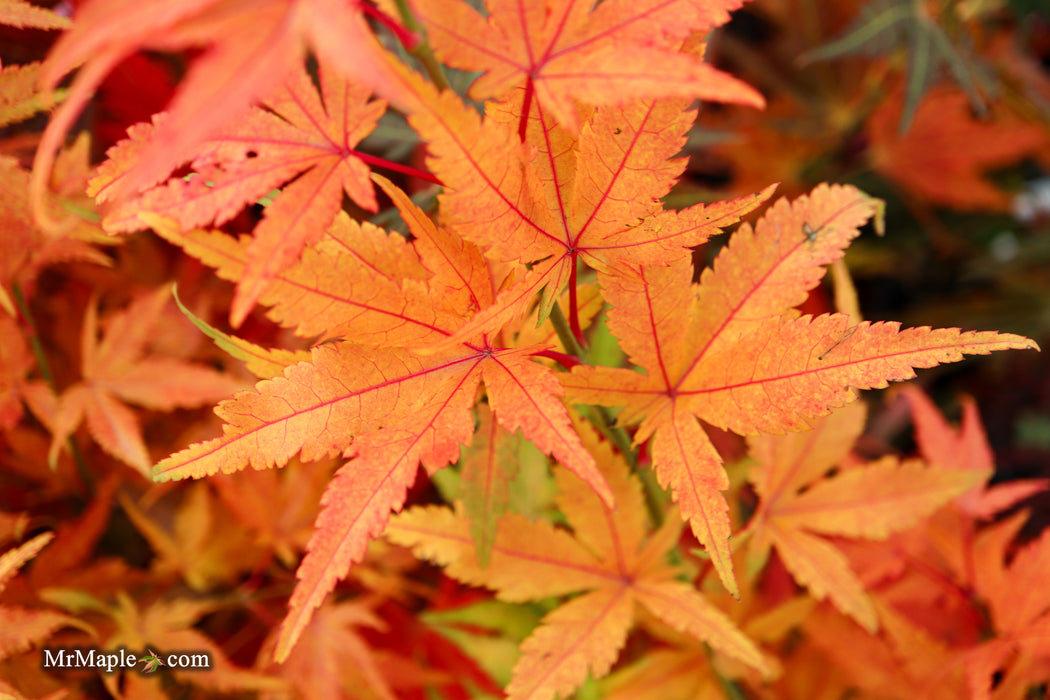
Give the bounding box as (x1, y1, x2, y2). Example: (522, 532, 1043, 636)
(391, 0, 452, 92)
(12, 284, 92, 491)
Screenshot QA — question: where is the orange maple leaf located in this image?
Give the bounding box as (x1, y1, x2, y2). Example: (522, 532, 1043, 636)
(92, 65, 388, 326)
(407, 0, 763, 131)
(152, 180, 614, 661)
(119, 483, 258, 591)
(0, 0, 70, 31)
(901, 385, 1049, 519)
(856, 514, 1050, 699)
(95, 595, 284, 697)
(0, 62, 66, 129)
(142, 210, 441, 347)
(30, 0, 415, 230)
(0, 532, 82, 663)
(386, 417, 770, 700)
(956, 514, 1050, 698)
(257, 598, 397, 700)
(0, 152, 110, 314)
(561, 183, 1038, 596)
(211, 458, 334, 569)
(867, 85, 1047, 211)
(407, 82, 774, 343)
(745, 401, 987, 633)
(10, 474, 137, 601)
(30, 288, 243, 474)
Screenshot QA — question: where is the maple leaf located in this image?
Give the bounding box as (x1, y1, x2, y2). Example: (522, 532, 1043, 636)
(407, 0, 763, 131)
(143, 211, 443, 347)
(745, 401, 987, 633)
(0, 62, 66, 130)
(867, 85, 1047, 211)
(0, 533, 52, 596)
(152, 180, 614, 662)
(561, 183, 1038, 596)
(138, 648, 165, 674)
(92, 65, 388, 326)
(0, 0, 70, 31)
(0, 533, 82, 662)
(798, 0, 989, 131)
(854, 515, 1050, 699)
(961, 514, 1050, 698)
(0, 154, 110, 315)
(407, 81, 774, 343)
(212, 458, 334, 568)
(119, 483, 259, 590)
(36, 288, 243, 474)
(901, 385, 1048, 519)
(95, 594, 285, 697)
(172, 286, 310, 381)
(459, 403, 521, 567)
(257, 598, 397, 700)
(831, 393, 1047, 676)
(22, 474, 130, 594)
(0, 512, 28, 545)
(31, 0, 417, 229)
(386, 417, 770, 700)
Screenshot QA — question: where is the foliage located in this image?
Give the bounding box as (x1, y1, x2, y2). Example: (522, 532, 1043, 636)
(1, 0, 1049, 699)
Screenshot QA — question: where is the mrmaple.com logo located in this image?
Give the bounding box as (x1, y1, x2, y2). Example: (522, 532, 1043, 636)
(42, 647, 211, 674)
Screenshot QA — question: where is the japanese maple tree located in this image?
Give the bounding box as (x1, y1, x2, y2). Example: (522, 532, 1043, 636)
(1, 0, 1048, 698)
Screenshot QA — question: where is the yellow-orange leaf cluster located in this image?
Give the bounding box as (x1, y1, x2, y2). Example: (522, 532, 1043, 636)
(1, 0, 1044, 697)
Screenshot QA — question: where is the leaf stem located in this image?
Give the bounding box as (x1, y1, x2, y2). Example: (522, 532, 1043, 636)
(391, 0, 452, 92)
(352, 150, 442, 186)
(519, 77, 535, 142)
(533, 349, 581, 370)
(360, 1, 420, 51)
(549, 301, 584, 358)
(596, 406, 636, 467)
(567, 258, 584, 348)
(12, 284, 92, 490)
(550, 302, 640, 477)
(636, 464, 667, 527)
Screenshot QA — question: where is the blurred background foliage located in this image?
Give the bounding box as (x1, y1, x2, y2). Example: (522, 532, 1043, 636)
(684, 0, 1050, 536)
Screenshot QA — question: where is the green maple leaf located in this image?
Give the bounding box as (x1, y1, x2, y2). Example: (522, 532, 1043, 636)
(139, 649, 165, 674)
